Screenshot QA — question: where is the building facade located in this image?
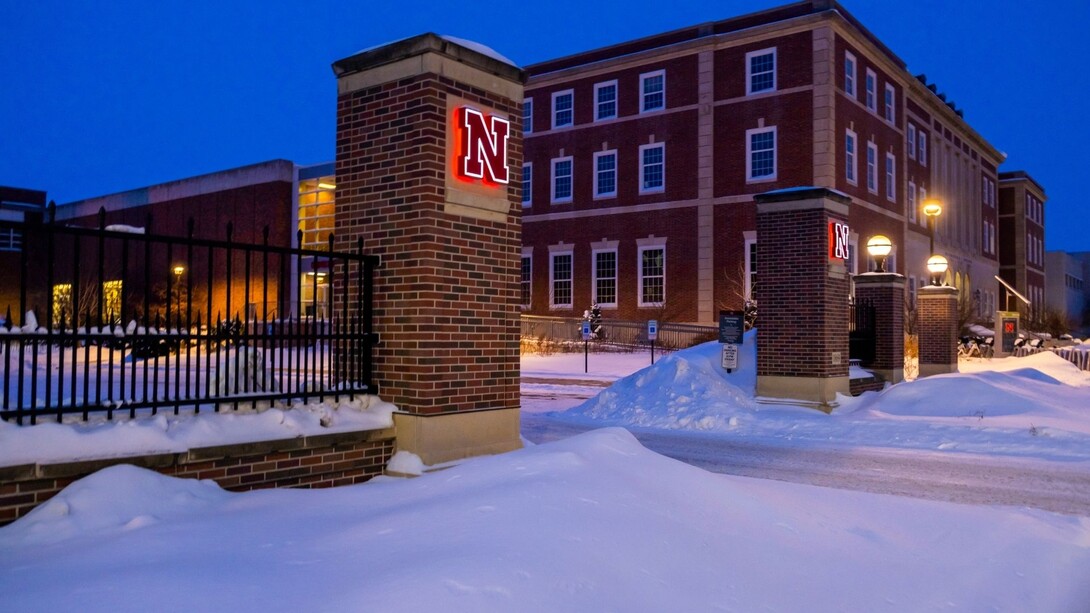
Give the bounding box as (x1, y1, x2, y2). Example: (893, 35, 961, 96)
(997, 170, 1047, 321)
(0, 186, 48, 317)
(520, 0, 1006, 325)
(1045, 250, 1089, 335)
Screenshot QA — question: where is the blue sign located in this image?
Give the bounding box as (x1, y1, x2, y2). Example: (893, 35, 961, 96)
(647, 320, 658, 341)
(582, 321, 592, 340)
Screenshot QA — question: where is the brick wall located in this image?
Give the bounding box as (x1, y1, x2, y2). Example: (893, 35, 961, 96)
(755, 196, 850, 379)
(333, 50, 522, 416)
(917, 286, 958, 370)
(0, 428, 395, 526)
(854, 274, 905, 380)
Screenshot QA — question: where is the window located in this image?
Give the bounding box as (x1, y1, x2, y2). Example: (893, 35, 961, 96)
(549, 251, 573, 308)
(865, 69, 877, 112)
(866, 141, 878, 193)
(640, 70, 665, 113)
(638, 245, 665, 306)
(594, 81, 617, 121)
(552, 90, 573, 129)
(908, 181, 917, 222)
(918, 187, 927, 224)
(743, 234, 757, 301)
(520, 253, 532, 307)
(918, 132, 927, 166)
(52, 283, 73, 323)
(102, 280, 123, 322)
(884, 84, 895, 123)
(746, 127, 777, 181)
(593, 249, 618, 307)
(551, 156, 573, 203)
(523, 98, 533, 134)
(298, 176, 336, 250)
(593, 151, 618, 198)
(522, 163, 532, 206)
(885, 153, 896, 201)
(907, 124, 916, 160)
(844, 52, 856, 98)
(0, 227, 22, 252)
(845, 129, 858, 185)
(746, 48, 777, 94)
(908, 275, 917, 306)
(639, 143, 665, 193)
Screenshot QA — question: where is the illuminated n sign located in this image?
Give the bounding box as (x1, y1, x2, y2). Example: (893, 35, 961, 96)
(456, 106, 510, 185)
(829, 221, 850, 261)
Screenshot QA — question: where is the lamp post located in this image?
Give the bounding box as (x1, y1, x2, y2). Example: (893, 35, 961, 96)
(922, 198, 943, 256)
(866, 235, 893, 273)
(172, 265, 185, 320)
(926, 254, 948, 286)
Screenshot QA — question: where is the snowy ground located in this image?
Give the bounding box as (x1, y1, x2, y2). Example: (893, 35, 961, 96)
(2, 428, 1088, 612)
(3, 338, 1090, 610)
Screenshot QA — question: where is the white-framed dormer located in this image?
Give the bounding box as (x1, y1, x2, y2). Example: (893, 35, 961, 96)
(594, 80, 618, 122)
(639, 69, 666, 113)
(551, 89, 574, 129)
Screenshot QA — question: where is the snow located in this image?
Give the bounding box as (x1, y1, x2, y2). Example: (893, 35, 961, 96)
(386, 450, 425, 476)
(0, 395, 396, 467)
(2, 428, 1088, 611)
(350, 34, 516, 67)
(103, 224, 145, 234)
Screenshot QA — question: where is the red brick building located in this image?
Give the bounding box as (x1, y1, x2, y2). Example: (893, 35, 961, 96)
(998, 170, 1046, 321)
(520, 0, 1008, 324)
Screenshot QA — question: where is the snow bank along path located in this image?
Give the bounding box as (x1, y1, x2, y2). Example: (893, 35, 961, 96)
(2, 429, 1088, 612)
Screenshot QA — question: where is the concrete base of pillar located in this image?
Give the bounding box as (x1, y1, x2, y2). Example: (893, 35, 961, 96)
(918, 362, 958, 378)
(756, 375, 850, 412)
(393, 407, 522, 466)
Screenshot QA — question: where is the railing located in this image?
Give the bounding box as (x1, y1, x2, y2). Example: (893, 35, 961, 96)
(0, 206, 379, 425)
(521, 315, 717, 350)
(849, 299, 876, 366)
(1014, 344, 1090, 371)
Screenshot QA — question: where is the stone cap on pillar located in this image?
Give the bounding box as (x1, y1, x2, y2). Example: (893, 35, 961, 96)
(753, 186, 851, 216)
(919, 285, 959, 297)
(854, 271, 906, 286)
(332, 33, 526, 84)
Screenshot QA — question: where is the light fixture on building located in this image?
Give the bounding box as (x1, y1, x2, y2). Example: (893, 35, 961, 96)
(866, 235, 893, 273)
(172, 264, 185, 277)
(926, 254, 948, 286)
(922, 198, 943, 255)
(317, 182, 336, 190)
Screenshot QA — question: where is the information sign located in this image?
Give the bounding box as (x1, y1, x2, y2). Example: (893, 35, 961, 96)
(718, 311, 744, 344)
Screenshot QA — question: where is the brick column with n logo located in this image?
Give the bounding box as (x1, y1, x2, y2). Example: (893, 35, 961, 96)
(754, 188, 851, 410)
(332, 35, 525, 464)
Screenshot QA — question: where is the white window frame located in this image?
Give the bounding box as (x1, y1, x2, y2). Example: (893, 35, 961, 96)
(746, 47, 777, 95)
(844, 51, 856, 98)
(908, 180, 917, 222)
(520, 248, 533, 308)
(550, 156, 573, 204)
(523, 97, 533, 134)
(865, 68, 877, 112)
(639, 69, 666, 113)
(884, 83, 895, 123)
(845, 129, 858, 185)
(594, 80, 618, 122)
(638, 142, 666, 194)
(885, 152, 896, 201)
(746, 126, 777, 183)
(522, 162, 532, 207)
(551, 89, 574, 129)
(866, 140, 878, 193)
(918, 186, 927, 225)
(591, 243, 619, 308)
(593, 150, 618, 199)
(548, 249, 574, 310)
(743, 232, 757, 301)
(907, 123, 916, 160)
(918, 132, 927, 166)
(637, 238, 667, 307)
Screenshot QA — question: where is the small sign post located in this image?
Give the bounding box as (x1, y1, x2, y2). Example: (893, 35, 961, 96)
(718, 310, 744, 373)
(582, 321, 592, 373)
(647, 320, 658, 364)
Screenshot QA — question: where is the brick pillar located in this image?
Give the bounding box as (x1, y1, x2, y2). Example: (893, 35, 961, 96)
(917, 285, 959, 377)
(331, 35, 525, 464)
(853, 273, 905, 383)
(754, 188, 851, 410)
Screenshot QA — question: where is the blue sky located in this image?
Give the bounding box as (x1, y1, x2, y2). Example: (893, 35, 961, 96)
(2, 0, 1086, 251)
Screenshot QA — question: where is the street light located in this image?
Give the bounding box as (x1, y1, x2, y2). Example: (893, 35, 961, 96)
(922, 198, 943, 255)
(866, 235, 893, 273)
(172, 265, 185, 321)
(926, 254, 948, 286)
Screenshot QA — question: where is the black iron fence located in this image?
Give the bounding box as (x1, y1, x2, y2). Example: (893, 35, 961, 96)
(0, 207, 378, 425)
(849, 298, 876, 366)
